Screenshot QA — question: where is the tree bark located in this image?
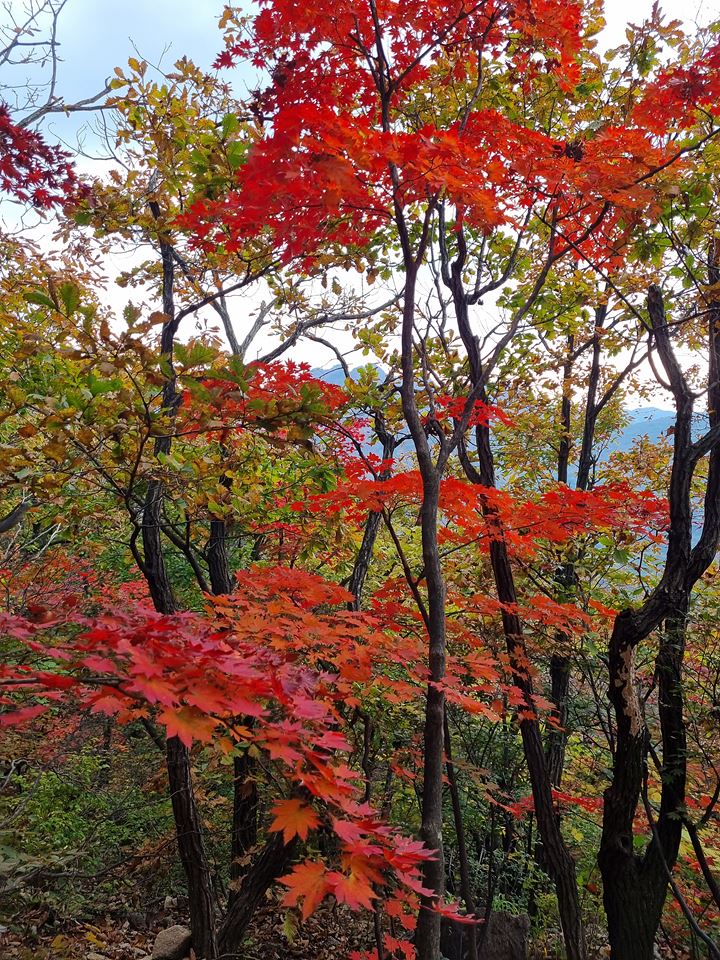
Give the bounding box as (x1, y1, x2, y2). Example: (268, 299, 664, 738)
(348, 414, 398, 610)
(546, 308, 606, 791)
(137, 202, 218, 959)
(208, 517, 234, 596)
(444, 711, 478, 960)
(396, 264, 448, 960)
(600, 278, 720, 959)
(218, 834, 297, 956)
(166, 734, 219, 959)
(229, 747, 259, 901)
(448, 247, 587, 960)
(546, 652, 571, 789)
(545, 335, 575, 790)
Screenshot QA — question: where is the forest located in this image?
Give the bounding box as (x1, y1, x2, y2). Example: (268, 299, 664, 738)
(1, 1, 720, 959)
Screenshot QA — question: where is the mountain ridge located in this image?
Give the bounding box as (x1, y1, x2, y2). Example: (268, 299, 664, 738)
(312, 365, 683, 455)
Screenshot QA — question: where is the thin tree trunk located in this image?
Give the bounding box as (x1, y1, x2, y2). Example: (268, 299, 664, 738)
(138, 202, 217, 959)
(545, 336, 575, 790)
(413, 467, 447, 960)
(218, 834, 297, 956)
(546, 309, 605, 790)
(449, 261, 587, 960)
(397, 264, 448, 960)
(444, 711, 478, 960)
(348, 413, 397, 610)
(229, 748, 258, 900)
(166, 734, 219, 958)
(208, 517, 234, 596)
(545, 653, 571, 789)
(600, 277, 720, 959)
(684, 820, 720, 910)
(203, 464, 262, 919)
(488, 533, 586, 960)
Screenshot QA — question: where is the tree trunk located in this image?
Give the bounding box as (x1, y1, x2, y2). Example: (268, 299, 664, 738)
(545, 652, 571, 789)
(397, 264, 448, 960)
(204, 479, 261, 921)
(449, 261, 587, 960)
(413, 470, 447, 960)
(600, 279, 720, 958)
(229, 749, 258, 899)
(602, 862, 663, 960)
(347, 414, 397, 610)
(600, 596, 691, 960)
(166, 735, 219, 958)
(218, 834, 296, 956)
(545, 337, 574, 791)
(546, 311, 605, 791)
(208, 517, 234, 596)
(444, 711, 478, 960)
(137, 202, 218, 958)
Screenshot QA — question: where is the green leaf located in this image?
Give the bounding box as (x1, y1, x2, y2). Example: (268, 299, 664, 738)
(175, 341, 217, 369)
(87, 373, 122, 397)
(282, 911, 298, 944)
(59, 283, 80, 316)
(226, 140, 247, 170)
(23, 290, 55, 310)
(221, 113, 240, 139)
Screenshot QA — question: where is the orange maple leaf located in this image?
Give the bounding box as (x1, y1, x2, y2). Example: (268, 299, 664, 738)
(327, 869, 377, 910)
(280, 860, 329, 919)
(159, 706, 218, 747)
(270, 798, 320, 843)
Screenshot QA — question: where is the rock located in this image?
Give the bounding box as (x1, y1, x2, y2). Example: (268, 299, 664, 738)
(151, 924, 192, 960)
(440, 910, 530, 960)
(481, 912, 530, 960)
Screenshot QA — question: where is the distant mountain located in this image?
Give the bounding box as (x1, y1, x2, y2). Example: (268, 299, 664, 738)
(314, 365, 356, 387)
(615, 407, 676, 452)
(312, 367, 697, 460)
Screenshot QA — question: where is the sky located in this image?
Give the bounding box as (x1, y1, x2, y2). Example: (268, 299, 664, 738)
(51, 0, 228, 103)
(47, 0, 716, 90)
(13, 0, 717, 139)
(3, 0, 720, 399)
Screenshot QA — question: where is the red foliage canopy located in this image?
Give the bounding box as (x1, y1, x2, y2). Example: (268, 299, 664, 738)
(181, 0, 720, 268)
(0, 105, 80, 208)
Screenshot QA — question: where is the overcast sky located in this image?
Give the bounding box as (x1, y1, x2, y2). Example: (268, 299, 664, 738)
(54, 0, 228, 102)
(27, 0, 719, 129)
(4, 0, 719, 393)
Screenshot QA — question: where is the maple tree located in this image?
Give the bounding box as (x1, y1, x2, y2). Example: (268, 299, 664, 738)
(193, 3, 720, 959)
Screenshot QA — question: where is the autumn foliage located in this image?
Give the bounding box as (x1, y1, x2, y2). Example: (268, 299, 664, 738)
(3, 2, 720, 960)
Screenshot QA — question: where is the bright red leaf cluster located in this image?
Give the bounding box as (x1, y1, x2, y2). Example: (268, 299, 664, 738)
(0, 105, 81, 208)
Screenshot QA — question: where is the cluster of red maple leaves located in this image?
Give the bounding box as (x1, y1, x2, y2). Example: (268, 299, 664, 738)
(0, 104, 82, 208)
